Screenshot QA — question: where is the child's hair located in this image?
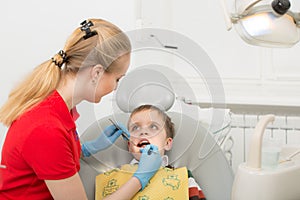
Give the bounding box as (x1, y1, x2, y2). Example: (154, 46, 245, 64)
(129, 104, 175, 138)
(0, 18, 131, 126)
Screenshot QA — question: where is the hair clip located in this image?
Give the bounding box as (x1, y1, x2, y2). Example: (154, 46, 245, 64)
(58, 50, 67, 60)
(80, 20, 98, 40)
(51, 50, 67, 68)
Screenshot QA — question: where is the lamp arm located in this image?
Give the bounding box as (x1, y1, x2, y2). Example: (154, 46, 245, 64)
(219, 0, 264, 30)
(244, 0, 263, 11)
(293, 12, 300, 26)
(220, 0, 233, 30)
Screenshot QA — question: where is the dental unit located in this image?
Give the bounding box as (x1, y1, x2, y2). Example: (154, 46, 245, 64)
(221, 0, 300, 47)
(232, 114, 300, 200)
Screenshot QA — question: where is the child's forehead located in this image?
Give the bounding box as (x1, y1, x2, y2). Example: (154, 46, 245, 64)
(130, 109, 163, 121)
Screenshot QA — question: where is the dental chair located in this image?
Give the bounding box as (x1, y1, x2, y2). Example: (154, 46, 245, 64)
(79, 67, 234, 200)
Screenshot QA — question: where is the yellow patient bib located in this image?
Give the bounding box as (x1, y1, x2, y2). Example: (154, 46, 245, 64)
(95, 164, 189, 200)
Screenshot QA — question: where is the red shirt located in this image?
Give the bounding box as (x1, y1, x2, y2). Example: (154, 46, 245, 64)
(0, 90, 81, 200)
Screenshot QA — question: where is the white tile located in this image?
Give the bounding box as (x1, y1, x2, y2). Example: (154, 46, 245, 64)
(287, 116, 300, 130)
(230, 128, 245, 174)
(244, 128, 255, 162)
(245, 115, 259, 128)
(287, 130, 300, 146)
(231, 114, 245, 127)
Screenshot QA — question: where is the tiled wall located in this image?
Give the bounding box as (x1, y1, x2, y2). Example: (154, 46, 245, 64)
(229, 112, 300, 173)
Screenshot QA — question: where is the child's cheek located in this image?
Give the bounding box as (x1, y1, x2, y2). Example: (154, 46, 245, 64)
(131, 150, 142, 161)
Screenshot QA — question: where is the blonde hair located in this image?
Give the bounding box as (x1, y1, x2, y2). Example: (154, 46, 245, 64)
(0, 18, 131, 126)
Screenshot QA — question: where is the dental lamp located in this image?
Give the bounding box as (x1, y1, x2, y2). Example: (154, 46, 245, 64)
(221, 0, 300, 47)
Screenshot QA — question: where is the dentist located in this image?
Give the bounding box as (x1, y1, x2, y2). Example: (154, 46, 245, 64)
(0, 18, 161, 200)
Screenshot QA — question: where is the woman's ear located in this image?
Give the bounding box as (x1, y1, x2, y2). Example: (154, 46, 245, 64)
(90, 64, 105, 81)
(164, 137, 173, 151)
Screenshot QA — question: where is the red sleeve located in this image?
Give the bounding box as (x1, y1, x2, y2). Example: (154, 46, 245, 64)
(22, 125, 78, 180)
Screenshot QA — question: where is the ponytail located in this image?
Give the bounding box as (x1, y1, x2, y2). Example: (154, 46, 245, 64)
(0, 60, 61, 126)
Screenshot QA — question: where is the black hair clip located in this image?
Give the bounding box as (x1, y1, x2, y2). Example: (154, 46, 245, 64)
(51, 50, 67, 68)
(58, 50, 67, 60)
(80, 20, 98, 40)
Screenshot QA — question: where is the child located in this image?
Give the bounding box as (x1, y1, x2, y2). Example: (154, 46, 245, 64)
(96, 104, 206, 200)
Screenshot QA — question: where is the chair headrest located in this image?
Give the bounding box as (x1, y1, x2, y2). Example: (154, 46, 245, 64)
(116, 68, 175, 113)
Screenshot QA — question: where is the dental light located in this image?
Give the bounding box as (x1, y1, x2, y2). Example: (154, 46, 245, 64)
(221, 0, 300, 47)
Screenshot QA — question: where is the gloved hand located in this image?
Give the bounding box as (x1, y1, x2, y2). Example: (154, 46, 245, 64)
(133, 144, 162, 190)
(81, 124, 130, 157)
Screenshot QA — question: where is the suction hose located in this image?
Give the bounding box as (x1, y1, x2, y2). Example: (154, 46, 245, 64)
(246, 114, 275, 169)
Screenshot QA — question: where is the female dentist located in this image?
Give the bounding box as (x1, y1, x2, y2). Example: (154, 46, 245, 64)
(0, 18, 162, 200)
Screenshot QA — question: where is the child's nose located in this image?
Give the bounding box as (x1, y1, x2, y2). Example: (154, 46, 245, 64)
(139, 131, 149, 136)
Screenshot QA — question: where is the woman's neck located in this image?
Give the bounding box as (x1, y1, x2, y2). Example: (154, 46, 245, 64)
(56, 77, 82, 110)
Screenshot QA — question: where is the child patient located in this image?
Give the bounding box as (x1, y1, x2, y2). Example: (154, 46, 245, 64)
(96, 104, 206, 200)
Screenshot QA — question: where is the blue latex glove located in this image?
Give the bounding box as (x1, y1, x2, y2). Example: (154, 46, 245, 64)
(81, 124, 130, 157)
(133, 144, 162, 190)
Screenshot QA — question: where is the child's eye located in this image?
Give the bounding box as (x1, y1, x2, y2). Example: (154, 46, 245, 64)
(150, 124, 158, 130)
(131, 125, 140, 132)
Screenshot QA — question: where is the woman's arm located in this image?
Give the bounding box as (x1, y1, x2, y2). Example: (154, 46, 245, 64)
(103, 176, 141, 200)
(45, 173, 88, 200)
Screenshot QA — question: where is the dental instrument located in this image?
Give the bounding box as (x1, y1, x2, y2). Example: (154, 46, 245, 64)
(108, 118, 155, 155)
(108, 118, 130, 141)
(279, 148, 300, 163)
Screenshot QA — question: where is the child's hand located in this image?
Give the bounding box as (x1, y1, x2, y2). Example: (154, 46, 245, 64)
(133, 144, 162, 190)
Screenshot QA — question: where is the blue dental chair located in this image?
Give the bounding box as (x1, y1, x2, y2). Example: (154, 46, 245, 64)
(79, 67, 234, 200)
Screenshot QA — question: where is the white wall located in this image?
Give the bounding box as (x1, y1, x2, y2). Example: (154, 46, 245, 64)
(0, 0, 136, 154)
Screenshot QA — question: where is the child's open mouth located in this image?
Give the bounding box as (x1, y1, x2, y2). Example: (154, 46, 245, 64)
(136, 139, 150, 148)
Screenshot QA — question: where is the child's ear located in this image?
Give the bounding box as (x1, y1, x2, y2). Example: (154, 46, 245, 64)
(127, 141, 134, 153)
(164, 137, 173, 151)
(127, 141, 131, 149)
